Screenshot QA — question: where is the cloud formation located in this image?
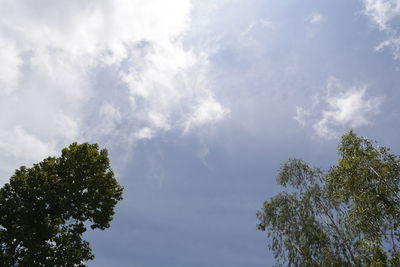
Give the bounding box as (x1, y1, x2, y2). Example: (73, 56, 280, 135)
(307, 13, 324, 24)
(363, 0, 400, 59)
(295, 77, 383, 139)
(0, 0, 228, 181)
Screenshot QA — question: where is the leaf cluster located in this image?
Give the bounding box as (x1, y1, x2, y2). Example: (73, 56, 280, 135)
(257, 131, 400, 266)
(0, 143, 123, 266)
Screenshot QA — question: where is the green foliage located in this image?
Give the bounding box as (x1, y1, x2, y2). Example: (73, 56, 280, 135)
(257, 131, 400, 266)
(0, 143, 123, 266)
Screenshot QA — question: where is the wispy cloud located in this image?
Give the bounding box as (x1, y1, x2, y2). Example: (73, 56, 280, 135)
(241, 19, 274, 36)
(294, 77, 383, 139)
(307, 13, 324, 24)
(363, 0, 400, 60)
(375, 36, 400, 59)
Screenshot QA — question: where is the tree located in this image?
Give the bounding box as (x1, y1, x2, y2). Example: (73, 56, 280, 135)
(0, 142, 123, 266)
(257, 131, 400, 266)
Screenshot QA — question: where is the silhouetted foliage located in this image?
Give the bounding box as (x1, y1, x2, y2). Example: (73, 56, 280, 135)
(0, 143, 123, 266)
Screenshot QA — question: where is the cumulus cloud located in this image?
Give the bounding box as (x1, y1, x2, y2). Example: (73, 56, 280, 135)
(313, 88, 382, 138)
(364, 0, 400, 30)
(0, 0, 228, 181)
(363, 0, 400, 59)
(183, 96, 229, 133)
(294, 77, 383, 139)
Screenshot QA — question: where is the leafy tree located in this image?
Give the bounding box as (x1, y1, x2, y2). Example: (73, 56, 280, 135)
(257, 131, 400, 266)
(0, 143, 123, 266)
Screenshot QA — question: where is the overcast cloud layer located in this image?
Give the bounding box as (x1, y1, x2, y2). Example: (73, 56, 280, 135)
(1, 0, 400, 266)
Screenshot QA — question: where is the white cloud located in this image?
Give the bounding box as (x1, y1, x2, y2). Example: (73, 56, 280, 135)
(294, 106, 311, 127)
(0, 126, 56, 163)
(376, 37, 400, 59)
(308, 13, 324, 24)
(55, 113, 79, 140)
(134, 127, 155, 140)
(314, 88, 382, 138)
(294, 77, 383, 139)
(363, 0, 400, 60)
(305, 12, 325, 39)
(149, 113, 170, 131)
(364, 0, 400, 30)
(0, 0, 228, 182)
(0, 40, 22, 95)
(184, 97, 230, 133)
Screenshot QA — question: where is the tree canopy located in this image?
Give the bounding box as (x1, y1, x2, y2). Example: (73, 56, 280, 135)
(0, 142, 123, 266)
(257, 131, 400, 266)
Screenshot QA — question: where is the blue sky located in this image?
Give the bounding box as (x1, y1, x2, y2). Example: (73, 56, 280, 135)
(1, 0, 400, 266)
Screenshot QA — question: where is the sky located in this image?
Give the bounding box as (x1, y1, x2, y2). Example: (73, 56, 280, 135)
(1, 0, 400, 266)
